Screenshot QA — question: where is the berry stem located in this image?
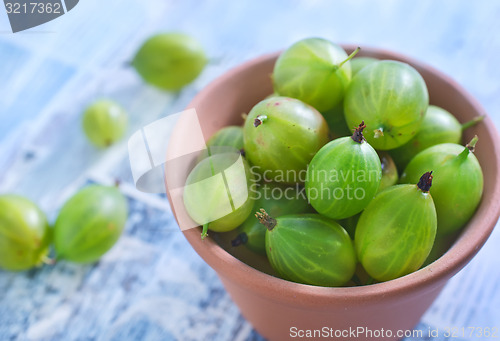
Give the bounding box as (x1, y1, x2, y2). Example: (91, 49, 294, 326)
(466, 135, 479, 152)
(458, 135, 479, 160)
(201, 223, 209, 239)
(461, 116, 484, 131)
(254, 115, 268, 127)
(255, 208, 277, 231)
(338, 47, 361, 68)
(351, 121, 366, 143)
(231, 233, 249, 247)
(417, 171, 433, 193)
(373, 128, 384, 139)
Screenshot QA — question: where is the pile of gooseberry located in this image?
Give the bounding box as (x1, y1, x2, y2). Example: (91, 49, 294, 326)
(184, 37, 484, 287)
(0, 185, 128, 271)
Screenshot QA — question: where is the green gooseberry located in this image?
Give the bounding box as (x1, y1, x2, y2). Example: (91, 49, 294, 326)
(355, 172, 437, 282)
(390, 106, 483, 171)
(54, 185, 128, 263)
(184, 152, 255, 238)
(258, 210, 356, 287)
(273, 38, 359, 112)
(0, 195, 51, 271)
(231, 182, 312, 255)
(197, 126, 244, 162)
(132, 32, 207, 91)
(378, 151, 398, 192)
(400, 137, 483, 235)
(344, 60, 429, 150)
(350, 56, 378, 76)
(243, 96, 329, 184)
(82, 99, 128, 148)
(207, 126, 244, 150)
(306, 122, 382, 219)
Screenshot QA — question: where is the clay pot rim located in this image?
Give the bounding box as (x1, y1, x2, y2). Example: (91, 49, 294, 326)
(180, 46, 500, 307)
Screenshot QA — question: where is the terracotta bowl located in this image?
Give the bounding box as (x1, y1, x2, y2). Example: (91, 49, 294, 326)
(167, 45, 500, 341)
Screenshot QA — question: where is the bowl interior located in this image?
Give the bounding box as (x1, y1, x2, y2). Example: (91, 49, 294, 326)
(171, 45, 500, 304)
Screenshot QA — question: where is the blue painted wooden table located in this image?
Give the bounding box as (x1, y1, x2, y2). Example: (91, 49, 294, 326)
(0, 1, 499, 340)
